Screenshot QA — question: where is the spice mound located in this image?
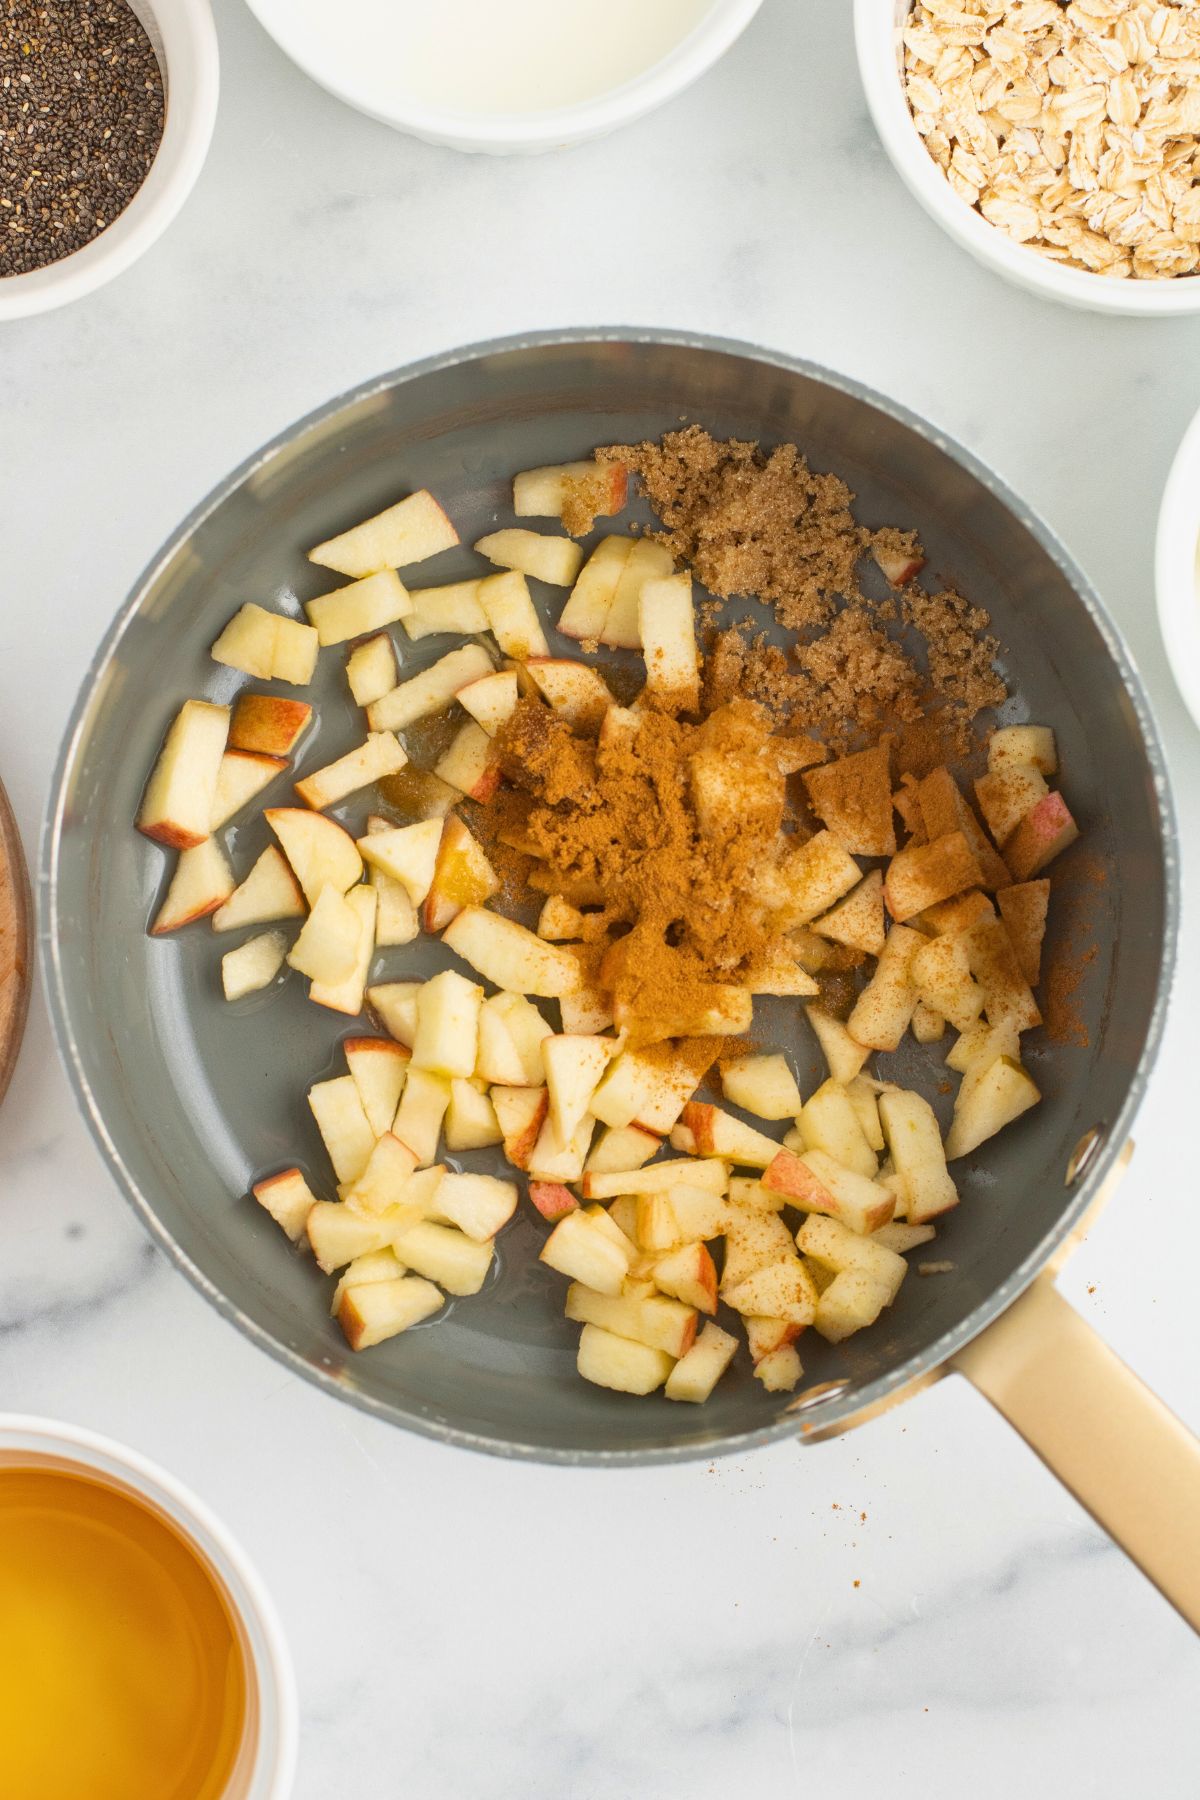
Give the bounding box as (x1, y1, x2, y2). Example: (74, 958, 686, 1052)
(1, 1, 165, 278)
(903, 0, 1200, 281)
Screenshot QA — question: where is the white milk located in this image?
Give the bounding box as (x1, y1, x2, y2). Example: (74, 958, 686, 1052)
(289, 0, 717, 116)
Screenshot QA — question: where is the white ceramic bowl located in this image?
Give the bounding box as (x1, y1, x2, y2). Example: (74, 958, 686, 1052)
(242, 0, 764, 154)
(1156, 404, 1200, 729)
(0, 0, 219, 322)
(854, 0, 1200, 317)
(0, 1415, 297, 1799)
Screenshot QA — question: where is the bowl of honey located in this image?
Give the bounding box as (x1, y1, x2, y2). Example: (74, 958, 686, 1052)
(0, 1416, 296, 1799)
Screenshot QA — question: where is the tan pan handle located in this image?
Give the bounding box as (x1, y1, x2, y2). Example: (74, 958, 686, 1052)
(952, 1276, 1200, 1634)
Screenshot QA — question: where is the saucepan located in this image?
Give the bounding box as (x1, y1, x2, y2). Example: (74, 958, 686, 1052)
(41, 331, 1199, 1629)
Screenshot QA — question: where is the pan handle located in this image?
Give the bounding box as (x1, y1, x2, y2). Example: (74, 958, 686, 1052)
(951, 1276, 1200, 1633)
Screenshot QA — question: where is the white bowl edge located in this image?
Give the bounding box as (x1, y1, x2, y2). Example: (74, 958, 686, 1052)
(1156, 405, 1200, 730)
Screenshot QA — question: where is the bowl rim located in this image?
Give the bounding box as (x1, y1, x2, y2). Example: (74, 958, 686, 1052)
(1155, 403, 1200, 729)
(0, 0, 219, 323)
(39, 326, 1180, 1465)
(853, 0, 1200, 316)
(240, 0, 763, 148)
(0, 1412, 298, 1798)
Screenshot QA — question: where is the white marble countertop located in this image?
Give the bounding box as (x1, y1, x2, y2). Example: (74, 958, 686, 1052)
(4, 0, 1200, 1792)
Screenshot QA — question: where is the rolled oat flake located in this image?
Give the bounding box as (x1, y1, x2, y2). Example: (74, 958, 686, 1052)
(1, 1, 165, 277)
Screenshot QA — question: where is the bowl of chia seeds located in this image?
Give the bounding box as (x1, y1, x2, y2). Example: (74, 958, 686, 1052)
(0, 0, 218, 320)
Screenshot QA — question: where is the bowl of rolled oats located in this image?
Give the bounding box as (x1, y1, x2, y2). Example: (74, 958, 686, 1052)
(854, 0, 1200, 313)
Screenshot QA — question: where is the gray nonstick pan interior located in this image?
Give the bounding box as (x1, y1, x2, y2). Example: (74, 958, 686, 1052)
(42, 331, 1175, 1463)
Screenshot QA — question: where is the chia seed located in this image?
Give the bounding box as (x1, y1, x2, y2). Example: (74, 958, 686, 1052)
(1, 1, 165, 277)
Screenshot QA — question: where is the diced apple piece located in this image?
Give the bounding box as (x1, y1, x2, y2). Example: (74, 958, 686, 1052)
(811, 1268, 894, 1342)
(475, 528, 583, 589)
(776, 830, 863, 926)
(433, 721, 501, 802)
(577, 1322, 673, 1395)
(299, 882, 368, 1013)
(884, 832, 982, 922)
(391, 1220, 492, 1295)
(974, 765, 1049, 848)
(513, 460, 628, 532)
(878, 1089, 959, 1224)
(638, 573, 699, 712)
(491, 1085, 549, 1169)
(803, 744, 895, 857)
(847, 925, 923, 1052)
(367, 979, 422, 1048)
(443, 907, 580, 997)
(584, 1124, 661, 1174)
(811, 870, 887, 957)
(872, 1221, 938, 1253)
(916, 890, 996, 936)
(525, 658, 613, 732)
(476, 992, 551, 1085)
(720, 1053, 803, 1122)
(651, 1242, 718, 1315)
(287, 883, 361, 984)
(873, 542, 926, 585)
(366, 817, 419, 948)
(337, 1276, 443, 1350)
(345, 1037, 410, 1137)
(401, 579, 487, 641)
(456, 669, 519, 737)
(541, 1210, 632, 1295)
(743, 1315, 801, 1362)
(727, 1177, 788, 1214)
(721, 1208, 798, 1289)
(723, 1258, 818, 1328)
(740, 947, 819, 998)
(210, 604, 280, 680)
(946, 1019, 1021, 1077)
(342, 1132, 420, 1217)
(228, 693, 311, 757)
(392, 1067, 451, 1167)
(221, 929, 286, 1000)
(804, 1005, 871, 1086)
(432, 1171, 518, 1242)
(598, 539, 675, 649)
(138, 700, 229, 849)
(589, 1037, 720, 1134)
(962, 916, 1041, 1032)
(565, 1283, 697, 1358)
(330, 1248, 412, 1318)
(366, 643, 494, 732)
(1004, 792, 1080, 881)
(754, 1345, 804, 1393)
(307, 1202, 396, 1273)
(911, 1001, 945, 1044)
(442, 1078, 501, 1152)
(845, 1077, 886, 1151)
(536, 895, 585, 941)
(911, 933, 985, 1033)
(945, 1056, 1041, 1160)
(585, 1204, 639, 1266)
(210, 750, 286, 831)
(797, 1081, 877, 1179)
(422, 815, 500, 933)
(996, 880, 1050, 987)
(989, 724, 1058, 776)
(527, 1114, 595, 1182)
(635, 1185, 728, 1250)
(150, 838, 235, 934)
(560, 983, 615, 1035)
(295, 732, 407, 811)
(412, 969, 482, 1078)
(676, 1103, 780, 1170)
(664, 1322, 738, 1402)
(269, 615, 320, 687)
(345, 633, 397, 708)
(917, 768, 1011, 891)
(583, 1157, 728, 1200)
(799, 1211, 908, 1289)
(544, 1034, 615, 1141)
(309, 1074, 376, 1185)
(764, 1149, 894, 1234)
(557, 536, 633, 640)
(475, 569, 550, 661)
(251, 1166, 319, 1242)
(266, 808, 362, 906)
(212, 846, 304, 933)
(528, 1181, 578, 1222)
(308, 490, 458, 578)
(305, 569, 411, 646)
(359, 817, 443, 905)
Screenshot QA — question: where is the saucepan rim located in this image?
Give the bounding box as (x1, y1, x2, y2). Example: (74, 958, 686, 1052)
(38, 326, 1180, 1464)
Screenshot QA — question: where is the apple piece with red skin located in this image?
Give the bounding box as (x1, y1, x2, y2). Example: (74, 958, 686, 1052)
(151, 838, 235, 934)
(337, 1276, 443, 1350)
(762, 1148, 895, 1234)
(138, 699, 230, 849)
(651, 1241, 718, 1315)
(456, 669, 519, 736)
(872, 544, 926, 586)
(664, 1322, 739, 1403)
(308, 489, 459, 578)
(491, 1084, 549, 1170)
(587, 1036, 721, 1134)
(743, 1315, 803, 1364)
(210, 750, 287, 831)
(433, 722, 502, 802)
(367, 643, 494, 732)
(1004, 791, 1080, 881)
(513, 460, 629, 530)
(677, 1103, 781, 1169)
(229, 693, 312, 757)
(528, 1181, 579, 1222)
(251, 1167, 319, 1243)
(557, 536, 633, 639)
(294, 732, 407, 811)
(344, 1036, 410, 1137)
(266, 807, 362, 906)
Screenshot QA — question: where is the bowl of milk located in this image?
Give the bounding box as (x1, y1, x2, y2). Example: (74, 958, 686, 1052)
(242, 0, 764, 152)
